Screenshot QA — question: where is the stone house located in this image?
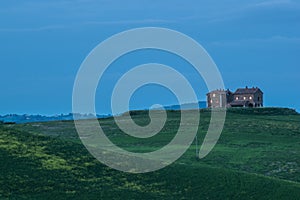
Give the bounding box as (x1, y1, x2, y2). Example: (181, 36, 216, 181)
(207, 87, 263, 108)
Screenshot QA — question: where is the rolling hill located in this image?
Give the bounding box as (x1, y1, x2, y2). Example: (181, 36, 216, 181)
(0, 108, 299, 199)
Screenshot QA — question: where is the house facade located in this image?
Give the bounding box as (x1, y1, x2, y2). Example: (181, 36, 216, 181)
(207, 87, 263, 108)
(207, 89, 233, 108)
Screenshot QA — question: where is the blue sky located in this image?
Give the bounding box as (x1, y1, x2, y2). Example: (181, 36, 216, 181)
(0, 0, 299, 115)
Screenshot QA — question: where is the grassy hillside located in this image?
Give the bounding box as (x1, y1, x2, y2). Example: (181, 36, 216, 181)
(0, 108, 300, 199)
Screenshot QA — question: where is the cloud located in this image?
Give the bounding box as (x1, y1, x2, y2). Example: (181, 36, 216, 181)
(206, 0, 300, 24)
(210, 36, 300, 47)
(253, 0, 293, 7)
(85, 19, 176, 25)
(0, 25, 67, 32)
(0, 18, 176, 33)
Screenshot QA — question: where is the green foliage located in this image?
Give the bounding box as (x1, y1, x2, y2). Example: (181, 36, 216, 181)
(1, 108, 300, 199)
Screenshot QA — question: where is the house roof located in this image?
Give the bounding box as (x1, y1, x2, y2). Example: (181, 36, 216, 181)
(207, 89, 233, 96)
(234, 87, 263, 95)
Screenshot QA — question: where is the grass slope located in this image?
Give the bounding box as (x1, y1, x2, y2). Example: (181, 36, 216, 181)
(0, 108, 300, 199)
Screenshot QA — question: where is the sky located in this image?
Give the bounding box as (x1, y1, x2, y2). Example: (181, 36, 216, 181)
(0, 0, 299, 115)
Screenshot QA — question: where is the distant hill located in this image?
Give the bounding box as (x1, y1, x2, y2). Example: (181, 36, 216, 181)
(0, 101, 206, 124)
(0, 113, 111, 124)
(2, 104, 297, 124)
(156, 101, 206, 111)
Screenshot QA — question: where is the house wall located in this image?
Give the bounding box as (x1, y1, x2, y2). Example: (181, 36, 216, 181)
(233, 92, 263, 107)
(254, 92, 263, 107)
(226, 93, 234, 104)
(233, 94, 254, 102)
(207, 92, 227, 108)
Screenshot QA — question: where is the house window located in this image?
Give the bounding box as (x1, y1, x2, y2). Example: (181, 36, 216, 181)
(249, 96, 252, 100)
(210, 100, 213, 103)
(243, 97, 246, 100)
(236, 97, 239, 100)
(212, 93, 216, 97)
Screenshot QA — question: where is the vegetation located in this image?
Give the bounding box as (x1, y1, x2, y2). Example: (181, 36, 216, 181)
(0, 108, 299, 199)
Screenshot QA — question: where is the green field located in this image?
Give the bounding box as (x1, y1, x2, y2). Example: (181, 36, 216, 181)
(0, 108, 299, 199)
